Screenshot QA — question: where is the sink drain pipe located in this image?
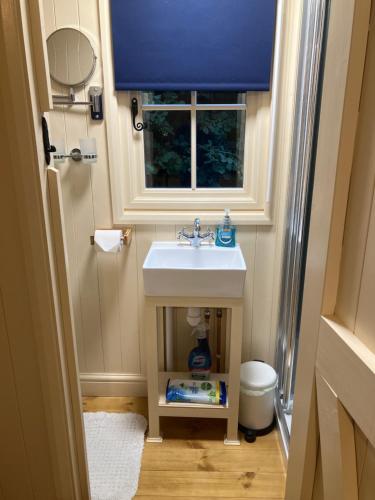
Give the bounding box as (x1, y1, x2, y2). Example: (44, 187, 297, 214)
(165, 307, 174, 371)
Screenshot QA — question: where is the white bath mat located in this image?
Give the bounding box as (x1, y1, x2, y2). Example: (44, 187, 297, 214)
(83, 412, 147, 500)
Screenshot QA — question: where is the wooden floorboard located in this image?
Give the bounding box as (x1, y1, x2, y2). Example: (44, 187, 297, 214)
(83, 396, 286, 499)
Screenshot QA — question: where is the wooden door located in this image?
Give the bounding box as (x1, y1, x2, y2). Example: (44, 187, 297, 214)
(48, 167, 91, 499)
(315, 5, 375, 498)
(285, 0, 374, 498)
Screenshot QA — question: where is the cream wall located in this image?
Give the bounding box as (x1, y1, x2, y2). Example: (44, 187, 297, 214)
(43, 0, 299, 395)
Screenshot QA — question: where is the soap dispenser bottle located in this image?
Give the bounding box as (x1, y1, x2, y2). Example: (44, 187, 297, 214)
(215, 208, 236, 247)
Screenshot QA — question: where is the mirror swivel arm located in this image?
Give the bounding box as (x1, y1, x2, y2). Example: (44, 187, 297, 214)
(131, 98, 147, 131)
(52, 87, 103, 121)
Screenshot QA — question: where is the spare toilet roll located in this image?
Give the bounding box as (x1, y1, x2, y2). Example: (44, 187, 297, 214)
(94, 230, 123, 253)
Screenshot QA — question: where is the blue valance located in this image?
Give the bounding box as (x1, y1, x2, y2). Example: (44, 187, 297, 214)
(110, 0, 277, 92)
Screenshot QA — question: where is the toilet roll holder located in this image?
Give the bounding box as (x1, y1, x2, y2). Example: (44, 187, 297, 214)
(90, 228, 132, 247)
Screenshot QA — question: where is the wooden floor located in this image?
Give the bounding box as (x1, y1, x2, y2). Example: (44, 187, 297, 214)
(83, 397, 286, 499)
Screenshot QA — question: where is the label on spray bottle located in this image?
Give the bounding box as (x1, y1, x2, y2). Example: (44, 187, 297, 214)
(189, 353, 211, 380)
(188, 323, 212, 380)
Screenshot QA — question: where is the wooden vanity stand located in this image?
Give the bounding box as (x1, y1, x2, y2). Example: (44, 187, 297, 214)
(145, 295, 244, 445)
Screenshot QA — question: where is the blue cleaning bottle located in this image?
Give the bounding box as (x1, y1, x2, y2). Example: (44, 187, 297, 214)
(215, 208, 236, 247)
(188, 323, 212, 380)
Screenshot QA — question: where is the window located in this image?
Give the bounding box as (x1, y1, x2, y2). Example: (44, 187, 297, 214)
(112, 89, 271, 223)
(104, 0, 279, 224)
(142, 91, 246, 190)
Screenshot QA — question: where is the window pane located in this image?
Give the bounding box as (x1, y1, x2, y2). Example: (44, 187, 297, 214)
(143, 111, 191, 188)
(197, 92, 246, 105)
(197, 110, 245, 188)
(142, 91, 191, 105)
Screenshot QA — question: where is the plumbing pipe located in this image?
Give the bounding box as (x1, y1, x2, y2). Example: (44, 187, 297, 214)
(204, 309, 215, 369)
(186, 307, 201, 327)
(165, 307, 174, 371)
(216, 309, 223, 372)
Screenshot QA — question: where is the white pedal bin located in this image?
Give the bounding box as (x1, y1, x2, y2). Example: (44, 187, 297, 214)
(239, 361, 278, 430)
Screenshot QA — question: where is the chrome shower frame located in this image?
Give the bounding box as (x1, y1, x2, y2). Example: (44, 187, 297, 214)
(275, 0, 329, 457)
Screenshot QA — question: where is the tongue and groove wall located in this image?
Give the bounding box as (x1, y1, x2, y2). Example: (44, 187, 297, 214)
(43, 0, 301, 395)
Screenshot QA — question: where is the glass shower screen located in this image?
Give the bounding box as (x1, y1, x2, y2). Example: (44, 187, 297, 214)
(274, 0, 328, 454)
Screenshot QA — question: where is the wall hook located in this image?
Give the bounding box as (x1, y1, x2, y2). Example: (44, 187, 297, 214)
(131, 98, 147, 131)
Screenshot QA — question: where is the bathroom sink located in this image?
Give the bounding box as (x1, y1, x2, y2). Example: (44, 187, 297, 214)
(143, 242, 247, 298)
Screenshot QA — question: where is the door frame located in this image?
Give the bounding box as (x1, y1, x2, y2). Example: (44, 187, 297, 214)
(0, 0, 89, 497)
(285, 0, 371, 498)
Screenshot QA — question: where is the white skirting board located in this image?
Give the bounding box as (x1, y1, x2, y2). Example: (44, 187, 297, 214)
(80, 373, 147, 397)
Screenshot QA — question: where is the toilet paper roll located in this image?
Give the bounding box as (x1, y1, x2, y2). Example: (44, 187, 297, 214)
(94, 230, 123, 253)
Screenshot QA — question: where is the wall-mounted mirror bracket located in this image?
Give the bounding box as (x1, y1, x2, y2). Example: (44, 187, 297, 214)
(52, 86, 103, 120)
(47, 27, 102, 119)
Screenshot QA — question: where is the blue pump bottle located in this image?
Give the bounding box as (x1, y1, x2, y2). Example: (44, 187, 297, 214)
(215, 208, 236, 247)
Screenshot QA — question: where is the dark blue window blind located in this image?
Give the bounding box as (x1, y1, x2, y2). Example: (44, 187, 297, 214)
(110, 0, 277, 92)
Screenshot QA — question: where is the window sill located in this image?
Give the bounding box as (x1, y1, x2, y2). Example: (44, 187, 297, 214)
(115, 208, 273, 226)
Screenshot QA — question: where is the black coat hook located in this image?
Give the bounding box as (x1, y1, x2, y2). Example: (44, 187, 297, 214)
(131, 98, 147, 131)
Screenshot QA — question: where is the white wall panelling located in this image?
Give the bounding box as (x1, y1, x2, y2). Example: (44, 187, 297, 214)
(43, 0, 301, 395)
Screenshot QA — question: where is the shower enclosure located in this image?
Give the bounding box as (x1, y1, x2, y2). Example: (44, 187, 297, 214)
(274, 0, 328, 455)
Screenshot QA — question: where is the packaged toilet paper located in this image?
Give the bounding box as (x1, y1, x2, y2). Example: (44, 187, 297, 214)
(166, 379, 227, 405)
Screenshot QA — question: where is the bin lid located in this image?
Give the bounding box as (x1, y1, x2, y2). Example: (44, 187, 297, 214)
(240, 361, 277, 391)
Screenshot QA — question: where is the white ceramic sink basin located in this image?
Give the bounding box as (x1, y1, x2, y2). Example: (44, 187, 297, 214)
(143, 242, 247, 298)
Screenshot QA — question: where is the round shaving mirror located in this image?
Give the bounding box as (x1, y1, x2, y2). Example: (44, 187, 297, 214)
(47, 27, 96, 87)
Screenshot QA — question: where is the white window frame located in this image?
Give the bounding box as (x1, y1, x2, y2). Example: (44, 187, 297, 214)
(99, 1, 284, 225)
(128, 90, 268, 199)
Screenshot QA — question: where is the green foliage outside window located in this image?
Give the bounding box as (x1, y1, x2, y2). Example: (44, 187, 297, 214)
(143, 92, 244, 189)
